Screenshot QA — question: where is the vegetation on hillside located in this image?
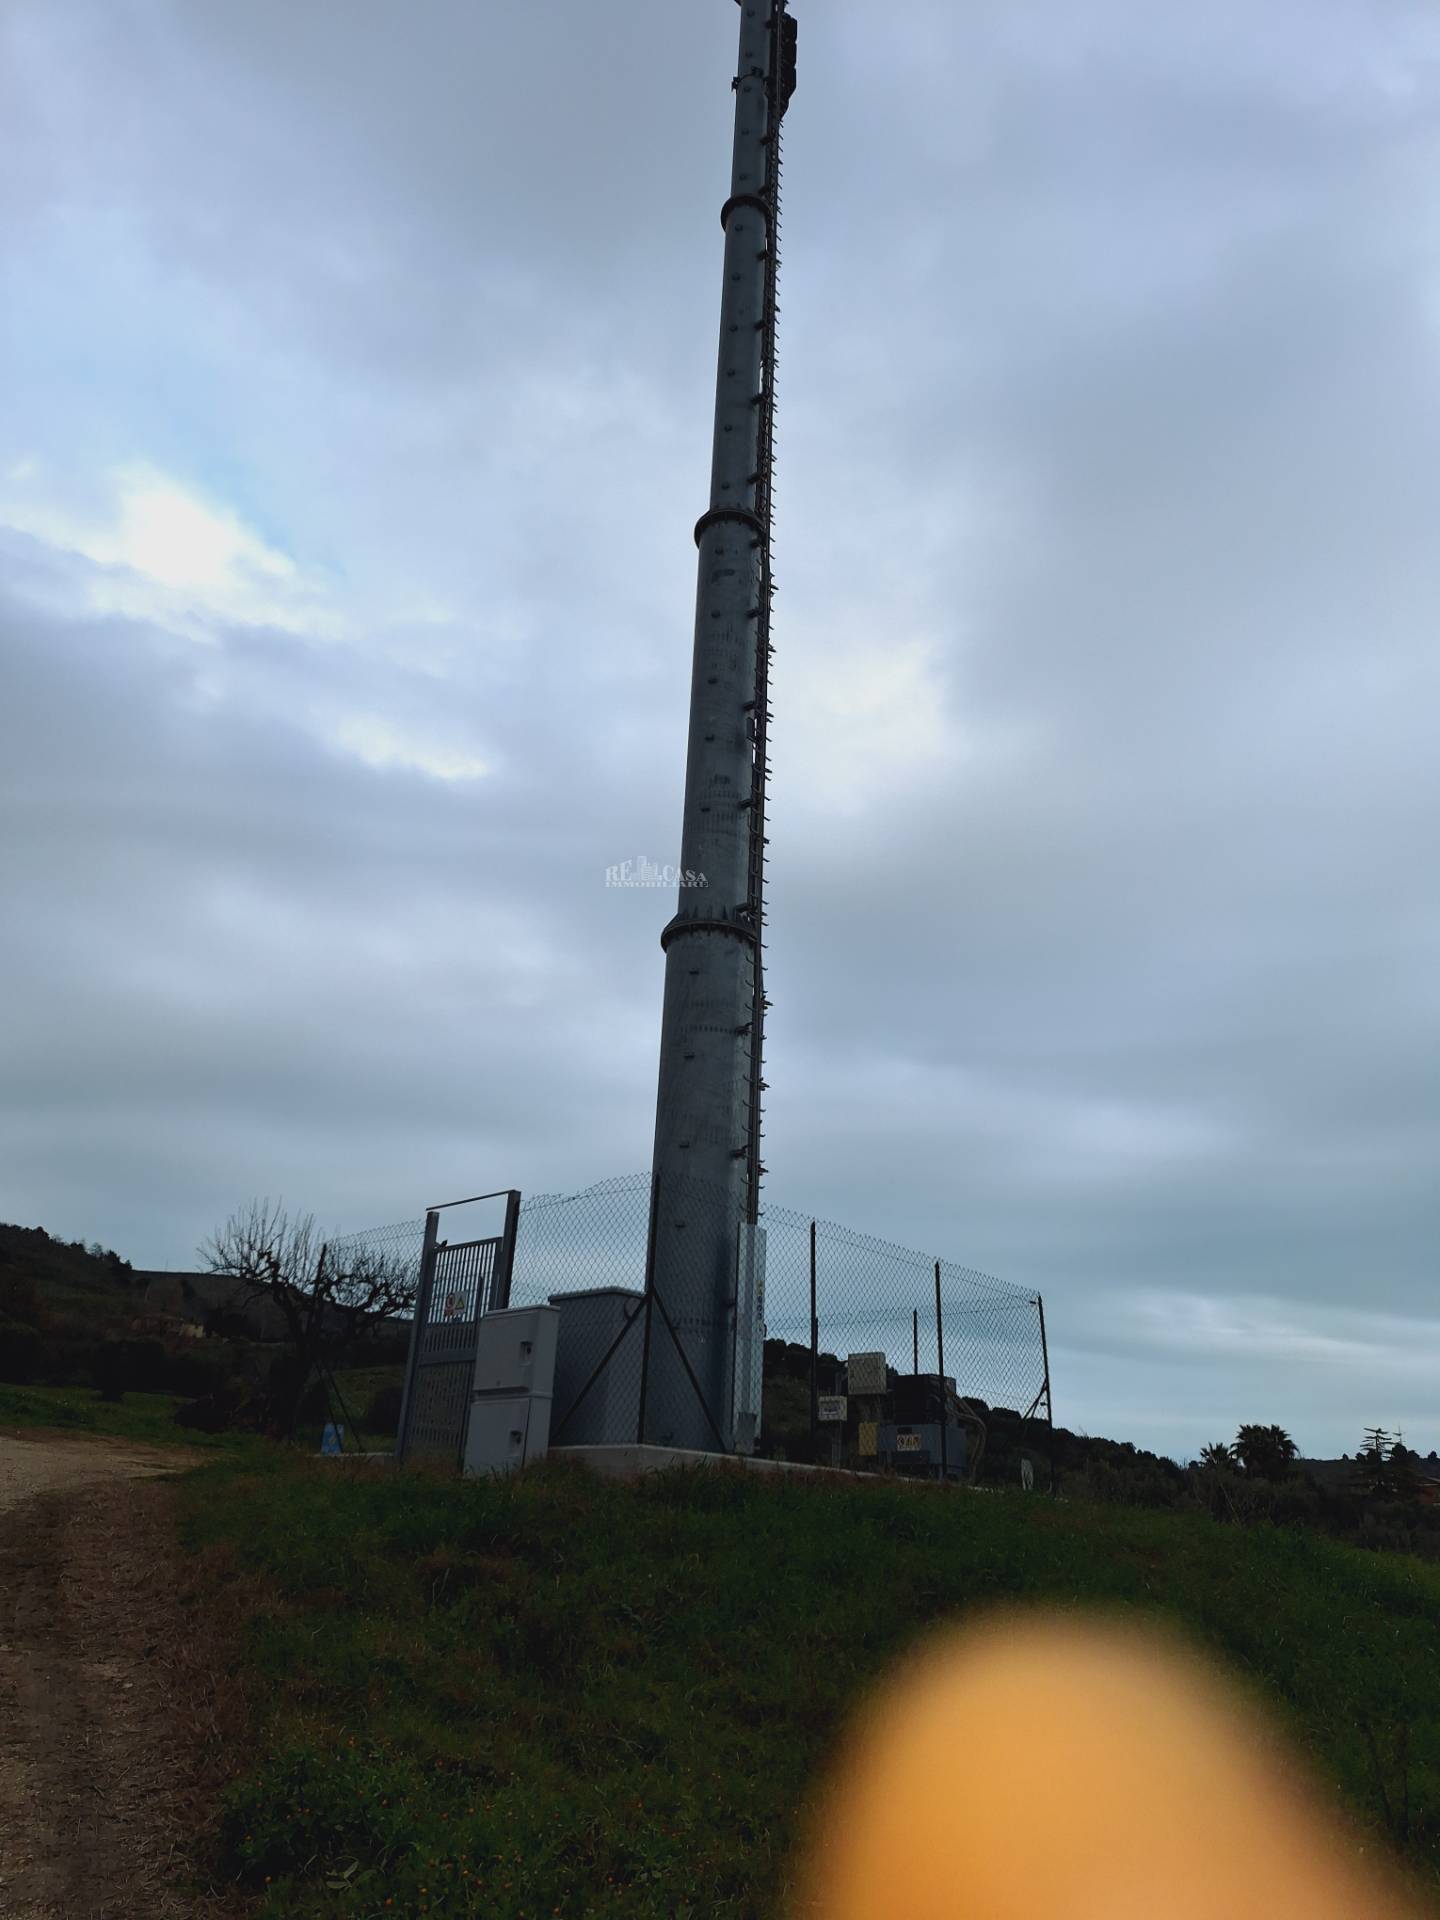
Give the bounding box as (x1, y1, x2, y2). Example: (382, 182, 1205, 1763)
(1, 1224, 139, 1380)
(1182, 1423, 1440, 1562)
(0, 1216, 409, 1441)
(179, 1448, 1440, 1920)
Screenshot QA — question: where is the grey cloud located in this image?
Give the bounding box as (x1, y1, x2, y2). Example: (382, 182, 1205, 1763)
(4, 0, 1438, 1461)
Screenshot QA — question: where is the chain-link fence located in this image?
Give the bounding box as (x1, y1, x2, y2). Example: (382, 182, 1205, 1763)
(752, 1204, 1053, 1489)
(331, 1173, 1055, 1489)
(324, 1216, 429, 1297)
(507, 1175, 1053, 1486)
(510, 1170, 755, 1457)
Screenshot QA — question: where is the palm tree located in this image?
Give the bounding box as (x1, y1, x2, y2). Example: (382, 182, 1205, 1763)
(1198, 1441, 1236, 1471)
(1232, 1423, 1298, 1481)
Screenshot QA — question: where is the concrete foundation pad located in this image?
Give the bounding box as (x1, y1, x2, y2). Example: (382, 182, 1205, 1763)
(315, 1445, 983, 1490)
(549, 1443, 946, 1485)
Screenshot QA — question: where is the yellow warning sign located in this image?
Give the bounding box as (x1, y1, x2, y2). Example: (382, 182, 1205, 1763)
(858, 1421, 878, 1457)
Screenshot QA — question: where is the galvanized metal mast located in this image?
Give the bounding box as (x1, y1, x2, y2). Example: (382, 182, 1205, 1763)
(644, 0, 796, 1451)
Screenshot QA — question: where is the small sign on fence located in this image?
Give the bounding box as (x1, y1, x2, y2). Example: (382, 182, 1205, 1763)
(321, 1424, 344, 1456)
(858, 1421, 878, 1457)
(817, 1395, 847, 1423)
(895, 1431, 922, 1453)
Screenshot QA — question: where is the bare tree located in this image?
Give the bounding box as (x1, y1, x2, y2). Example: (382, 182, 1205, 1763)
(200, 1199, 417, 1439)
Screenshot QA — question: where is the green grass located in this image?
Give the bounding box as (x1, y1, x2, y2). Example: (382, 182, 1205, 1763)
(0, 1376, 393, 1462)
(326, 1365, 404, 1432)
(332, 1362, 403, 1402)
(177, 1450, 1440, 1920)
(0, 1381, 253, 1450)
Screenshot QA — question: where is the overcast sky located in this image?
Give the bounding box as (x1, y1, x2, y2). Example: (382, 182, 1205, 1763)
(4, 0, 1438, 1463)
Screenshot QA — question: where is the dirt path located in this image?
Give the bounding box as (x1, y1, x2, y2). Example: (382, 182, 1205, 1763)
(0, 1431, 244, 1920)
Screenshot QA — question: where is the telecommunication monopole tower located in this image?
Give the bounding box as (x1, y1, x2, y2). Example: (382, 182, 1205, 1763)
(643, 0, 797, 1451)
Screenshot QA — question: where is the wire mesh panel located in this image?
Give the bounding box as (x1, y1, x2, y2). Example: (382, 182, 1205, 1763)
(937, 1264, 1047, 1413)
(405, 1357, 472, 1460)
(510, 1175, 653, 1306)
(761, 1207, 935, 1370)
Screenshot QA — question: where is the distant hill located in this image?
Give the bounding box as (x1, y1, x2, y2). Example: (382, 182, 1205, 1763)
(0, 1224, 282, 1342)
(0, 1222, 407, 1413)
(3, 1224, 409, 1345)
(1, 1224, 140, 1332)
(0, 1221, 134, 1284)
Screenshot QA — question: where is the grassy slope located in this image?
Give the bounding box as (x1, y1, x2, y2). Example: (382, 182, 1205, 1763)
(0, 1376, 402, 1460)
(178, 1450, 1440, 1920)
(0, 1382, 263, 1449)
(0, 1381, 399, 1469)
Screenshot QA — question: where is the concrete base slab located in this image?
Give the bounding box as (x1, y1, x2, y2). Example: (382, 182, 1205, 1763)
(314, 1445, 985, 1490)
(550, 1443, 932, 1484)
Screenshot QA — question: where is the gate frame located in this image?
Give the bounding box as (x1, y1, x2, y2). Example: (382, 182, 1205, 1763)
(395, 1188, 521, 1466)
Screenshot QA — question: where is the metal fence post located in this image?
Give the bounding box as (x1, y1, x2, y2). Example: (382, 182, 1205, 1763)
(493, 1189, 521, 1311)
(912, 1307, 918, 1376)
(934, 1259, 948, 1485)
(1037, 1292, 1056, 1495)
(395, 1209, 439, 1464)
(808, 1217, 818, 1459)
(636, 1174, 661, 1446)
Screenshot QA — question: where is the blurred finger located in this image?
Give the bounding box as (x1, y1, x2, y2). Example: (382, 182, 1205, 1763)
(792, 1610, 1428, 1920)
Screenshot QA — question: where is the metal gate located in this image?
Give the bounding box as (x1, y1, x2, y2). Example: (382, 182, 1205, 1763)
(395, 1190, 520, 1465)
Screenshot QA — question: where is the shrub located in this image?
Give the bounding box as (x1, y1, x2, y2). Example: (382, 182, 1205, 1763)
(158, 1343, 237, 1399)
(0, 1319, 44, 1384)
(0, 1269, 43, 1329)
(174, 1395, 229, 1434)
(364, 1381, 404, 1434)
(298, 1375, 332, 1424)
(204, 1307, 253, 1341)
(36, 1332, 103, 1388)
(100, 1337, 169, 1393)
(92, 1341, 131, 1403)
(175, 1376, 264, 1434)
